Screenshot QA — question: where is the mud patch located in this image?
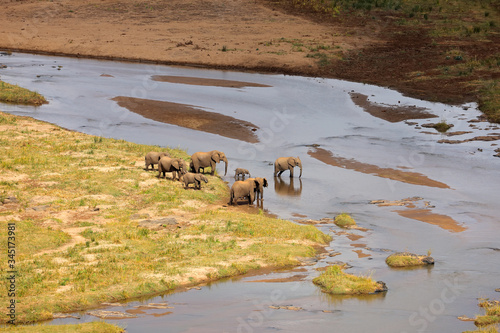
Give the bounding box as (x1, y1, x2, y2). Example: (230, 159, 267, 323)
(308, 148, 450, 189)
(396, 209, 466, 233)
(349, 92, 437, 123)
(112, 96, 259, 143)
(152, 75, 271, 88)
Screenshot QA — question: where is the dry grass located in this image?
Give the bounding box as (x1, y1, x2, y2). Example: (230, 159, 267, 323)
(0, 111, 331, 324)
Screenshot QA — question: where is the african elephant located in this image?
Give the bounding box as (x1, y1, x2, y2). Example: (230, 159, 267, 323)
(234, 168, 251, 179)
(144, 151, 169, 170)
(180, 172, 208, 190)
(248, 177, 268, 200)
(274, 156, 302, 178)
(229, 179, 260, 205)
(158, 156, 186, 180)
(191, 150, 228, 176)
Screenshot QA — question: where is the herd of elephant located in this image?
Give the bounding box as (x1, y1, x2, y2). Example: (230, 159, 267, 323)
(144, 150, 302, 205)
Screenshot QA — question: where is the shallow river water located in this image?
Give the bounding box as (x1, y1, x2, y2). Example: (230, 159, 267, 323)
(1, 52, 499, 332)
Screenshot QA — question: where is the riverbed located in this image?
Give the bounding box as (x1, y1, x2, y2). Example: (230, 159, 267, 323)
(1, 52, 499, 332)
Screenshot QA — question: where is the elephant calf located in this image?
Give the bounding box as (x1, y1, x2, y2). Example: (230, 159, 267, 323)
(145, 151, 170, 170)
(180, 172, 208, 190)
(234, 168, 251, 179)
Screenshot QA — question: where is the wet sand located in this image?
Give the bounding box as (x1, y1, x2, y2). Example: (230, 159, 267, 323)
(395, 209, 467, 233)
(349, 92, 437, 123)
(308, 148, 450, 189)
(112, 96, 259, 143)
(152, 75, 271, 88)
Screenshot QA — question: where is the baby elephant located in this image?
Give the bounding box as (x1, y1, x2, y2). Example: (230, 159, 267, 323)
(234, 168, 251, 179)
(145, 151, 170, 171)
(180, 172, 208, 190)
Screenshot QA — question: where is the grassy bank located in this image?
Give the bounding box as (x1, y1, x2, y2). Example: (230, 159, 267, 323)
(0, 81, 47, 106)
(0, 111, 331, 324)
(2, 322, 124, 333)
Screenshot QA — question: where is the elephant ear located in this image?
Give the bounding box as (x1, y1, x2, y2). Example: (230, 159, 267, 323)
(172, 160, 179, 169)
(287, 157, 296, 167)
(253, 179, 260, 189)
(212, 152, 221, 163)
(263, 178, 268, 187)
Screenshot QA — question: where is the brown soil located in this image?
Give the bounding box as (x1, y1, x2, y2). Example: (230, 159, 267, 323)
(112, 96, 260, 143)
(152, 75, 271, 88)
(1, 0, 498, 108)
(395, 209, 467, 233)
(308, 147, 450, 189)
(349, 93, 438, 123)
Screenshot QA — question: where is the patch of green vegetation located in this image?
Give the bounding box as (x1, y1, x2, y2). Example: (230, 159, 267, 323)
(313, 265, 386, 294)
(0, 81, 47, 106)
(334, 213, 356, 228)
(479, 80, 500, 123)
(432, 121, 452, 133)
(2, 321, 125, 333)
(0, 111, 331, 324)
(385, 252, 434, 267)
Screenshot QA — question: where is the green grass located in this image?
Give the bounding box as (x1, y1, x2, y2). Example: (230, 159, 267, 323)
(0, 81, 47, 106)
(0, 111, 331, 324)
(385, 252, 433, 267)
(313, 265, 385, 294)
(334, 213, 356, 228)
(432, 121, 452, 133)
(2, 322, 124, 333)
(479, 80, 500, 123)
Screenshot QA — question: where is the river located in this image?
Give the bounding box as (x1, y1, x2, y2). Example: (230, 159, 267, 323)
(1, 52, 499, 332)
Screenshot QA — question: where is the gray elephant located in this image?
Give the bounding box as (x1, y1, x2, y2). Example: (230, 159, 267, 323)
(191, 150, 228, 176)
(144, 151, 169, 170)
(274, 156, 302, 178)
(234, 168, 251, 179)
(248, 177, 268, 200)
(180, 172, 208, 190)
(158, 156, 186, 180)
(229, 179, 260, 205)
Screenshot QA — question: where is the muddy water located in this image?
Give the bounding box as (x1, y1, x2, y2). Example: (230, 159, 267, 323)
(2, 52, 500, 332)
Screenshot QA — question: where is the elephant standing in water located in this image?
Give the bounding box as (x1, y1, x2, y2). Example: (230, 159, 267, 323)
(144, 151, 169, 170)
(191, 150, 228, 176)
(274, 157, 302, 178)
(234, 168, 251, 179)
(157, 156, 186, 180)
(229, 178, 260, 205)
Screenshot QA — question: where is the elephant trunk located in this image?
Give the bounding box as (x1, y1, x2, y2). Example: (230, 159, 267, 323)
(223, 158, 228, 176)
(298, 162, 302, 178)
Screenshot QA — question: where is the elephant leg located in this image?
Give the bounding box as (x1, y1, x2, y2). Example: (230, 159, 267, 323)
(289, 168, 294, 178)
(277, 170, 284, 177)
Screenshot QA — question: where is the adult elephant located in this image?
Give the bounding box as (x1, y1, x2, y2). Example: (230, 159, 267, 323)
(191, 150, 228, 176)
(274, 156, 302, 178)
(248, 177, 268, 200)
(158, 156, 186, 180)
(144, 151, 169, 171)
(229, 179, 260, 205)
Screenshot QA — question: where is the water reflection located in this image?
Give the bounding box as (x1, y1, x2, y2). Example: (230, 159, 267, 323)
(274, 176, 302, 197)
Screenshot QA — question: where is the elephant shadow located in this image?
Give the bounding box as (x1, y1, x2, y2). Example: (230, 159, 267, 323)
(274, 176, 302, 197)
